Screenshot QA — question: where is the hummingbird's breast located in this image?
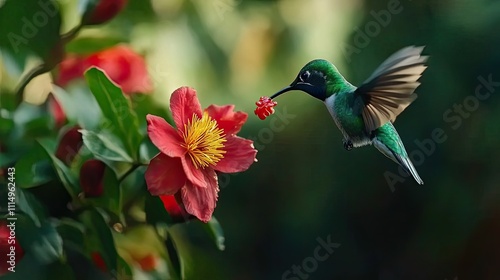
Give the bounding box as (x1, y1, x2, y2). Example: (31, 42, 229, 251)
(324, 91, 371, 147)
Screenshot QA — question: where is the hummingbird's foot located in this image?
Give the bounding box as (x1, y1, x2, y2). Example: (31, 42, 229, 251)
(343, 140, 353, 151)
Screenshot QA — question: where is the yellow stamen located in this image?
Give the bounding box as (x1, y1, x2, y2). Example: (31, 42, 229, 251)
(182, 112, 226, 169)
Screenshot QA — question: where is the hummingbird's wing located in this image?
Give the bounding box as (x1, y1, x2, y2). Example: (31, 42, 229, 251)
(354, 46, 428, 133)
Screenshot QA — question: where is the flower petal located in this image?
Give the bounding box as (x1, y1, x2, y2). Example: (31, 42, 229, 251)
(84, 45, 152, 94)
(56, 55, 86, 87)
(170, 87, 202, 131)
(181, 156, 208, 188)
(145, 154, 186, 196)
(146, 114, 185, 157)
(181, 169, 219, 222)
(205, 104, 248, 135)
(215, 136, 257, 173)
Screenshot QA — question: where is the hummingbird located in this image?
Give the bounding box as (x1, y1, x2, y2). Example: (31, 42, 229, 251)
(270, 46, 428, 184)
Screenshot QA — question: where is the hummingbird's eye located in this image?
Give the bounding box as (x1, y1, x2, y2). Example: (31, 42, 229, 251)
(300, 71, 311, 82)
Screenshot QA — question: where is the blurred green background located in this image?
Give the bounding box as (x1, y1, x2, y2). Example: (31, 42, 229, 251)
(2, 0, 500, 279)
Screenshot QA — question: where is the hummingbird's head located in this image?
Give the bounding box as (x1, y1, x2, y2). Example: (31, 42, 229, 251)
(271, 59, 345, 101)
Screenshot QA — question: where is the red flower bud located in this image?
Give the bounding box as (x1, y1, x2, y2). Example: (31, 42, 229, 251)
(0, 221, 24, 275)
(91, 252, 107, 271)
(160, 194, 191, 223)
(254, 96, 277, 120)
(79, 159, 106, 197)
(55, 126, 83, 165)
(84, 0, 127, 25)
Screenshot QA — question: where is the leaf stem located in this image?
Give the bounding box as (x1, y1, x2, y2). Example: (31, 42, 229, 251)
(118, 163, 144, 183)
(14, 63, 49, 105)
(60, 23, 83, 45)
(14, 23, 83, 106)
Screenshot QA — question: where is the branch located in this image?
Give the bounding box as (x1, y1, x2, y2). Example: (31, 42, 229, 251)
(13, 23, 84, 105)
(14, 63, 50, 105)
(118, 163, 144, 183)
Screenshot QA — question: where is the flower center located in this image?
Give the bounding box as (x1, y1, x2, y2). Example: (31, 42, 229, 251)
(181, 112, 226, 169)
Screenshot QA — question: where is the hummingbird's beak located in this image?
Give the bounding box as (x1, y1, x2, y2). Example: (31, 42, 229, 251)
(270, 86, 294, 99)
(270, 81, 315, 100)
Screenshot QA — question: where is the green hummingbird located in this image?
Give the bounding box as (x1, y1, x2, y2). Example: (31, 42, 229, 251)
(270, 46, 428, 184)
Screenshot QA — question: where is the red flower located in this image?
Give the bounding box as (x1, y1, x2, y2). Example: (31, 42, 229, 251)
(84, 0, 128, 25)
(56, 55, 86, 88)
(80, 159, 106, 197)
(254, 96, 277, 120)
(85, 45, 152, 94)
(145, 87, 257, 222)
(56, 45, 152, 95)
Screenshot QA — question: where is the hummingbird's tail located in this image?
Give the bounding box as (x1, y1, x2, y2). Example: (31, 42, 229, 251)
(372, 123, 424, 185)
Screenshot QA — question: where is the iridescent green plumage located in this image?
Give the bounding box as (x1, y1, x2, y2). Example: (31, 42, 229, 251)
(270, 46, 428, 184)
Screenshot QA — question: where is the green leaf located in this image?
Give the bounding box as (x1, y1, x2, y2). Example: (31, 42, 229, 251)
(167, 227, 195, 279)
(79, 208, 118, 271)
(120, 163, 146, 207)
(139, 138, 159, 166)
(0, 0, 62, 72)
(63, 243, 109, 280)
(46, 260, 76, 280)
(80, 130, 133, 163)
(113, 256, 134, 280)
(15, 188, 47, 227)
(15, 143, 55, 188)
(202, 217, 225, 251)
(1, 252, 46, 280)
(168, 225, 226, 279)
(85, 68, 142, 161)
(0, 114, 14, 137)
(132, 93, 172, 130)
(56, 219, 85, 248)
(11, 102, 46, 139)
(52, 84, 102, 130)
(86, 164, 122, 217)
(145, 194, 175, 226)
(17, 215, 64, 265)
(37, 138, 80, 198)
(65, 36, 124, 54)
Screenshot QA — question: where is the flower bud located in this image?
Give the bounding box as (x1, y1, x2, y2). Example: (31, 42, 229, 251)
(80, 159, 106, 197)
(254, 96, 277, 120)
(55, 126, 83, 165)
(83, 0, 127, 26)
